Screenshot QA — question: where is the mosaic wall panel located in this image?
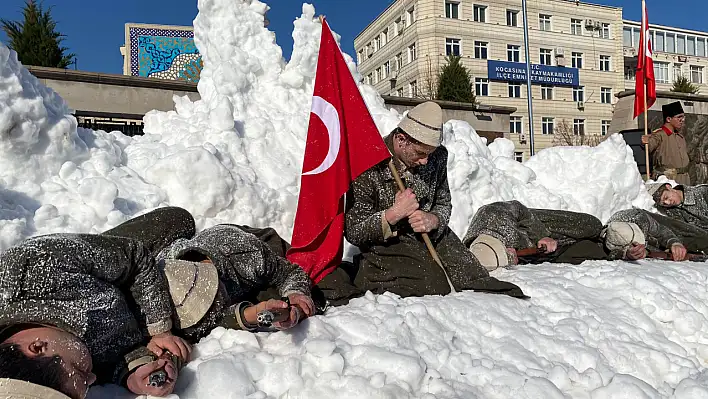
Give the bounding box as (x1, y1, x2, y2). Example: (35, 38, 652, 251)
(127, 25, 202, 82)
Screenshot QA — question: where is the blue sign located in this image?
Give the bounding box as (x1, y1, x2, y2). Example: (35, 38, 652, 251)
(487, 60, 579, 87)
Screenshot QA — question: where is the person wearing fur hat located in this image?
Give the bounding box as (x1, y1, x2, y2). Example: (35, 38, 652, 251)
(462, 201, 608, 270)
(646, 182, 708, 232)
(641, 101, 691, 185)
(344, 102, 525, 299)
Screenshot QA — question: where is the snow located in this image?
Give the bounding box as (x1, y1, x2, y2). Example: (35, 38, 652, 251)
(1, 0, 707, 397)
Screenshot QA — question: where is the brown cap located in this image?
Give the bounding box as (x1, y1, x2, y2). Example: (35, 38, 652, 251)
(396, 102, 443, 147)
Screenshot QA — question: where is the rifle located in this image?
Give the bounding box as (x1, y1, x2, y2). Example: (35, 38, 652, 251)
(514, 246, 544, 257)
(646, 251, 708, 262)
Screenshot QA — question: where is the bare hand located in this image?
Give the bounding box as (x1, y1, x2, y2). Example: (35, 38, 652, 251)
(288, 293, 315, 318)
(243, 299, 289, 326)
(126, 357, 178, 396)
(625, 243, 646, 260)
(537, 237, 557, 253)
(671, 243, 687, 261)
(147, 332, 191, 364)
(385, 189, 419, 225)
(641, 135, 650, 145)
(408, 210, 439, 233)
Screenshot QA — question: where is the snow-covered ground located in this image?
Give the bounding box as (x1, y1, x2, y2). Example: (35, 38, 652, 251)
(1, 0, 706, 397)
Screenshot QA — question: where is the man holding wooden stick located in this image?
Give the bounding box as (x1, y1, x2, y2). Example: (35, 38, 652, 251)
(344, 102, 525, 299)
(641, 102, 691, 185)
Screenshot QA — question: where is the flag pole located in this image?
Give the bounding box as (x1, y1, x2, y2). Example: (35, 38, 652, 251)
(642, 0, 651, 180)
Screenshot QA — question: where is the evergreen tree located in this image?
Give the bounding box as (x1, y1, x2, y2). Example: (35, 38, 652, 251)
(670, 74, 700, 94)
(1, 0, 75, 68)
(436, 55, 476, 104)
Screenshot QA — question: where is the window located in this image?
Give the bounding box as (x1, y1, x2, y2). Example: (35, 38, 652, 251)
(396, 87, 404, 97)
(446, 38, 461, 56)
(540, 48, 553, 65)
(506, 10, 518, 27)
(678, 35, 686, 54)
(674, 64, 682, 80)
(367, 43, 373, 58)
(406, 7, 416, 26)
(510, 116, 522, 134)
(698, 38, 706, 57)
(408, 43, 417, 62)
(691, 66, 704, 84)
(623, 27, 633, 47)
(633, 27, 641, 48)
(475, 78, 489, 96)
(375, 36, 381, 51)
(601, 120, 611, 136)
(572, 52, 583, 68)
(508, 83, 521, 98)
(394, 17, 403, 35)
(383, 61, 390, 78)
(599, 55, 611, 71)
(571, 19, 583, 35)
(375, 67, 382, 83)
(409, 80, 418, 97)
(573, 119, 585, 136)
(382, 29, 388, 47)
(542, 117, 554, 135)
(601, 87, 612, 104)
(514, 152, 524, 163)
(655, 31, 665, 52)
(687, 36, 696, 55)
(474, 5, 487, 22)
(601, 23, 611, 39)
(357, 50, 363, 64)
(573, 86, 585, 102)
(395, 53, 403, 70)
(445, 1, 459, 19)
(666, 33, 676, 53)
(507, 45, 520, 62)
(474, 41, 488, 59)
(539, 14, 552, 31)
(654, 61, 669, 83)
(365, 74, 372, 85)
(540, 85, 553, 100)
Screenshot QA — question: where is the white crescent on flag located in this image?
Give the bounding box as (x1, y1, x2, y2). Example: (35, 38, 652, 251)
(303, 96, 341, 176)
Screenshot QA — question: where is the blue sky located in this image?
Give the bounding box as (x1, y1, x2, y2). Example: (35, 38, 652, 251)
(0, 0, 705, 74)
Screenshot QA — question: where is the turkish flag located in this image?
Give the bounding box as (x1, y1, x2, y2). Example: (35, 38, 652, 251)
(286, 18, 391, 283)
(633, 0, 656, 119)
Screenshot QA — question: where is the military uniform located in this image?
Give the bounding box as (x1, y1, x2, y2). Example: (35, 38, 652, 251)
(646, 101, 691, 185)
(609, 208, 708, 254)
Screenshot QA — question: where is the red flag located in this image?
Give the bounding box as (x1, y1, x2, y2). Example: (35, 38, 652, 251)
(633, 0, 656, 119)
(286, 18, 391, 283)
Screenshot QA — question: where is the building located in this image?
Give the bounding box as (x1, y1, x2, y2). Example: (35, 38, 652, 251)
(354, 0, 708, 160)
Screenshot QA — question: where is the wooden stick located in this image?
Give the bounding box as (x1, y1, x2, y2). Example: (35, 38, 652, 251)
(387, 160, 456, 293)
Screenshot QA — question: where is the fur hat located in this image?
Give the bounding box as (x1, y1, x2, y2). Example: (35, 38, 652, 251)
(602, 222, 646, 252)
(645, 182, 670, 203)
(0, 379, 71, 399)
(468, 234, 509, 272)
(662, 101, 684, 120)
(397, 102, 443, 147)
(163, 259, 220, 329)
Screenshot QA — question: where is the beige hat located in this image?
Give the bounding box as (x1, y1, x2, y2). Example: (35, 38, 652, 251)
(469, 234, 509, 272)
(0, 379, 71, 399)
(163, 259, 220, 329)
(602, 222, 646, 252)
(397, 101, 443, 147)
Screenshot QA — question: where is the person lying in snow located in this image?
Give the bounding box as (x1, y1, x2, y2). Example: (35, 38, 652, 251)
(646, 182, 708, 232)
(462, 200, 608, 270)
(343, 102, 525, 299)
(0, 207, 314, 399)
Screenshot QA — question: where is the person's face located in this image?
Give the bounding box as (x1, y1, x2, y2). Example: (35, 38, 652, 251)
(667, 113, 685, 130)
(394, 131, 437, 168)
(9, 326, 96, 399)
(659, 185, 683, 207)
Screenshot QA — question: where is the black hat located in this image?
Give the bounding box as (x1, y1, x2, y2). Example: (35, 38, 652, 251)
(662, 101, 684, 120)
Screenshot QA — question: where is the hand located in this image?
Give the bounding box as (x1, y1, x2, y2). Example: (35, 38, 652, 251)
(147, 332, 191, 364)
(288, 293, 315, 318)
(641, 135, 650, 145)
(408, 210, 439, 233)
(506, 248, 518, 265)
(537, 237, 557, 253)
(385, 189, 419, 225)
(126, 357, 178, 396)
(625, 243, 646, 260)
(671, 243, 687, 261)
(243, 298, 290, 326)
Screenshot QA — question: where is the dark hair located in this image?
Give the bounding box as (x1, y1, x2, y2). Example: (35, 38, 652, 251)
(653, 183, 671, 203)
(0, 343, 68, 396)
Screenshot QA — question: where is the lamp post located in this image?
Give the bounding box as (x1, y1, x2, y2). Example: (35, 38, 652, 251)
(521, 0, 535, 156)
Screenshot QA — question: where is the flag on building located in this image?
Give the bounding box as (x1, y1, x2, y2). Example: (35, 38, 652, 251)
(633, 0, 656, 118)
(286, 18, 391, 284)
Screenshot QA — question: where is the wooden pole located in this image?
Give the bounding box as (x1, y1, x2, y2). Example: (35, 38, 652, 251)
(387, 160, 456, 293)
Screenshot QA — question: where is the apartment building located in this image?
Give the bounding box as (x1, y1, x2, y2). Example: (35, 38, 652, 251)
(355, 0, 706, 160)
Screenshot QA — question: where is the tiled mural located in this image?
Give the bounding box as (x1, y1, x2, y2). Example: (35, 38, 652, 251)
(127, 25, 202, 82)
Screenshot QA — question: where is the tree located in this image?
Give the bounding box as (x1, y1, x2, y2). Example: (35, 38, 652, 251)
(1, 0, 75, 68)
(671, 74, 700, 94)
(436, 55, 476, 104)
(551, 119, 602, 147)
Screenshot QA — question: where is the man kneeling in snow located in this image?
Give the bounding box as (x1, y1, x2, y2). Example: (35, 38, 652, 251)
(462, 200, 609, 270)
(0, 207, 314, 399)
(344, 102, 525, 299)
(646, 182, 708, 232)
